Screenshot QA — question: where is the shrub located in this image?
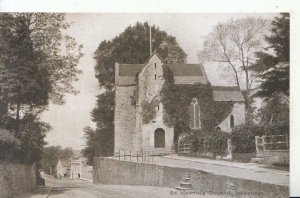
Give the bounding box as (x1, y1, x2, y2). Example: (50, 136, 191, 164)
(231, 122, 289, 153)
(263, 122, 289, 136)
(178, 130, 230, 156)
(231, 124, 265, 153)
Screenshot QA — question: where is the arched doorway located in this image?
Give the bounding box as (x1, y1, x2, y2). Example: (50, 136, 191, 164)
(154, 128, 165, 148)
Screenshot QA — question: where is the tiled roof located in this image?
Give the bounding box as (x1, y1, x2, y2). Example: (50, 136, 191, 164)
(166, 64, 204, 76)
(116, 63, 208, 85)
(212, 86, 241, 91)
(118, 64, 144, 76)
(118, 63, 205, 77)
(212, 86, 245, 102)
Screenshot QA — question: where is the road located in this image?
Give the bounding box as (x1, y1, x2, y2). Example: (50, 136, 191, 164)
(27, 174, 196, 198)
(152, 155, 289, 186)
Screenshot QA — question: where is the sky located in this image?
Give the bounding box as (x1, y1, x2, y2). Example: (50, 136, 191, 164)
(40, 13, 277, 150)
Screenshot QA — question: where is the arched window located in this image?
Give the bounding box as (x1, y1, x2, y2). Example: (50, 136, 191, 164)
(189, 98, 201, 129)
(230, 115, 234, 128)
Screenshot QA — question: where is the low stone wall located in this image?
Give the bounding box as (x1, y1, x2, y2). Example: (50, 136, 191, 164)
(0, 162, 36, 198)
(94, 158, 288, 198)
(264, 150, 289, 165)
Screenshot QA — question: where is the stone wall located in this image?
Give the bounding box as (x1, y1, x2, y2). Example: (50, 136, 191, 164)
(141, 102, 174, 151)
(218, 102, 245, 132)
(264, 150, 289, 165)
(0, 162, 36, 198)
(93, 158, 288, 198)
(114, 86, 136, 151)
(138, 54, 164, 104)
(134, 53, 175, 152)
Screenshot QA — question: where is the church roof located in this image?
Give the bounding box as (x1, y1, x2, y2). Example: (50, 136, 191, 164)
(167, 64, 208, 84)
(118, 64, 144, 76)
(166, 64, 204, 76)
(116, 63, 208, 85)
(212, 86, 245, 102)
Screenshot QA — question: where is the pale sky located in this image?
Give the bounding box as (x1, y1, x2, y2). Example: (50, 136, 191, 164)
(40, 13, 277, 150)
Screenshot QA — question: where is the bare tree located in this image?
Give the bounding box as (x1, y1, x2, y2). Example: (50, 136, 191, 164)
(198, 17, 268, 112)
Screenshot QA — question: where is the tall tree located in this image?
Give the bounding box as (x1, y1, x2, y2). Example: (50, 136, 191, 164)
(94, 22, 187, 91)
(198, 17, 267, 118)
(252, 13, 289, 98)
(0, 13, 82, 164)
(82, 22, 187, 159)
(0, 13, 83, 134)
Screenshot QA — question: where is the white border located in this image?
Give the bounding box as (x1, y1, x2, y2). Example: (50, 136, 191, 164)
(1, 0, 299, 196)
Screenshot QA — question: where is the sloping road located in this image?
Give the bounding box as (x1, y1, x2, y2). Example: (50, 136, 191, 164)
(27, 174, 190, 198)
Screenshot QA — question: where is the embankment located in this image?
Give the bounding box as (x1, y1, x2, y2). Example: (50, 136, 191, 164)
(93, 158, 288, 198)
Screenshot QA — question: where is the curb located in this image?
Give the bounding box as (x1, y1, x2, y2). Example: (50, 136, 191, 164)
(78, 178, 93, 182)
(161, 155, 290, 176)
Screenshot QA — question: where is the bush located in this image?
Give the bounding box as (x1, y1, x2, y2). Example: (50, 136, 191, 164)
(178, 130, 230, 156)
(263, 122, 289, 136)
(205, 131, 231, 156)
(231, 124, 264, 153)
(231, 122, 289, 153)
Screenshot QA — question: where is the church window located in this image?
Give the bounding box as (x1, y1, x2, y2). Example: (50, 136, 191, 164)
(189, 98, 201, 129)
(155, 63, 156, 69)
(157, 105, 160, 111)
(230, 115, 234, 128)
(155, 74, 156, 80)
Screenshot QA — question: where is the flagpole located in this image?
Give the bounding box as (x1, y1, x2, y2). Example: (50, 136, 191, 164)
(149, 14, 152, 56)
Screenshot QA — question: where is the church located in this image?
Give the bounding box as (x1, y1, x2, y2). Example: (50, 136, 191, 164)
(114, 52, 245, 153)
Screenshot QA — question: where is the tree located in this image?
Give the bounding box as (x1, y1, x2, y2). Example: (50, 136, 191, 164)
(82, 22, 187, 160)
(258, 93, 289, 125)
(252, 13, 289, 98)
(0, 13, 83, 134)
(0, 13, 82, 164)
(198, 17, 268, 117)
(94, 22, 187, 90)
(81, 126, 114, 165)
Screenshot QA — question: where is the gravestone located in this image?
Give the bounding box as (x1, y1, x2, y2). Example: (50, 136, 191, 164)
(227, 139, 233, 159)
(223, 139, 233, 161)
(255, 136, 264, 158)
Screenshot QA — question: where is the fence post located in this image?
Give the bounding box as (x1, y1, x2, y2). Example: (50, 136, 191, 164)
(130, 150, 132, 161)
(286, 133, 289, 148)
(262, 136, 266, 151)
(137, 151, 139, 162)
(118, 149, 120, 161)
(124, 150, 126, 160)
(142, 150, 144, 163)
(152, 151, 154, 164)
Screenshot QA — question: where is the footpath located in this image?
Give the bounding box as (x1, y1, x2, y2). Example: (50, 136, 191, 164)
(153, 154, 289, 186)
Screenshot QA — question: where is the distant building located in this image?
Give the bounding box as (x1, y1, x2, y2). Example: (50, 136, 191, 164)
(70, 157, 89, 179)
(56, 159, 71, 179)
(81, 165, 93, 182)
